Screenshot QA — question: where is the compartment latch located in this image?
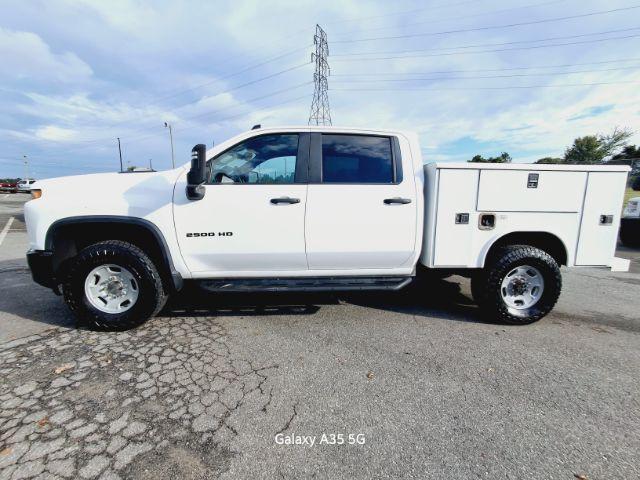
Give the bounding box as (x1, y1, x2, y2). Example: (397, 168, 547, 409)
(599, 215, 613, 225)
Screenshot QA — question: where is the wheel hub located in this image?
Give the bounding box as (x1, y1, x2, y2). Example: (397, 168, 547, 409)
(500, 265, 545, 310)
(84, 264, 139, 314)
(99, 275, 125, 297)
(510, 276, 529, 296)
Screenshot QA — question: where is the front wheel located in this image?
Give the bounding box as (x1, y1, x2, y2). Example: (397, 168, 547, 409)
(471, 245, 561, 325)
(62, 241, 167, 330)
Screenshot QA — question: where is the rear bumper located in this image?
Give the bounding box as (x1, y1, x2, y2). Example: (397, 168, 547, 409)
(26, 249, 56, 289)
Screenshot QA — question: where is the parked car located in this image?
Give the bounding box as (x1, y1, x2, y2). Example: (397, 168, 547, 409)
(0, 181, 18, 193)
(24, 126, 630, 330)
(620, 196, 640, 247)
(17, 179, 37, 193)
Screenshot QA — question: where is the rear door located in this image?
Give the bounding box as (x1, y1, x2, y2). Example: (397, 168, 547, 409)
(305, 133, 417, 270)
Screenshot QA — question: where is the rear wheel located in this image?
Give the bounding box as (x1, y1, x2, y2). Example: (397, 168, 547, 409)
(471, 245, 561, 325)
(620, 222, 640, 248)
(62, 241, 167, 330)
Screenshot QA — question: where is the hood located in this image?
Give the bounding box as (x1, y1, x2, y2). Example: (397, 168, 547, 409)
(32, 168, 186, 219)
(34, 170, 164, 189)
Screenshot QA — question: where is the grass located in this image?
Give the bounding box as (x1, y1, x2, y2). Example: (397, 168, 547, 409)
(624, 187, 638, 206)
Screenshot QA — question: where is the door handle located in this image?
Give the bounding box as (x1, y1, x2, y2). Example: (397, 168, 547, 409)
(270, 197, 300, 205)
(383, 197, 412, 205)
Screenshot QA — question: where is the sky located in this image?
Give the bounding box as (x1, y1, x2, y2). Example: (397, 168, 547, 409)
(1, 0, 639, 179)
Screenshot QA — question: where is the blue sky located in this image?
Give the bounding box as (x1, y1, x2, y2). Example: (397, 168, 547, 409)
(1, 0, 639, 179)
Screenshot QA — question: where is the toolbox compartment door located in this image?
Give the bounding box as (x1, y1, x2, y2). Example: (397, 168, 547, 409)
(433, 169, 478, 266)
(477, 170, 586, 212)
(575, 172, 627, 266)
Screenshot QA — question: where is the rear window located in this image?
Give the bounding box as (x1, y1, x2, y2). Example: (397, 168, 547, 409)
(321, 135, 394, 183)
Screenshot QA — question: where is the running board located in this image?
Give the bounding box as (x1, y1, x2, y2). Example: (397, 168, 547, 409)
(198, 276, 413, 293)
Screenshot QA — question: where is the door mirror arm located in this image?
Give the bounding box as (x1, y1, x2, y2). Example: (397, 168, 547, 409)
(186, 144, 207, 200)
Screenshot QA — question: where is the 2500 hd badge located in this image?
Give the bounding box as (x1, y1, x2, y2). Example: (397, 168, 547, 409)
(186, 232, 233, 237)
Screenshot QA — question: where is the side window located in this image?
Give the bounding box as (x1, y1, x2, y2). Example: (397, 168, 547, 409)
(209, 134, 299, 184)
(321, 135, 394, 184)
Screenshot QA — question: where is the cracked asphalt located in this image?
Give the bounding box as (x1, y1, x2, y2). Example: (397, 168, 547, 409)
(1, 194, 640, 479)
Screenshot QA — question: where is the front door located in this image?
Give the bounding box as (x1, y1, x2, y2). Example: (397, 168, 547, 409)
(174, 132, 309, 275)
(305, 133, 418, 270)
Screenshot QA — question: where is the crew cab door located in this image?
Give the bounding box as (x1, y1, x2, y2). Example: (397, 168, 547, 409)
(173, 132, 309, 275)
(305, 133, 418, 270)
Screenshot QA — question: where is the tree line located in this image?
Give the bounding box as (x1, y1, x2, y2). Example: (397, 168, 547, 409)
(468, 128, 638, 166)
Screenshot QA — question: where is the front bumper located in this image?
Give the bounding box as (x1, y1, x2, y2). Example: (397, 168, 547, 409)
(26, 249, 56, 289)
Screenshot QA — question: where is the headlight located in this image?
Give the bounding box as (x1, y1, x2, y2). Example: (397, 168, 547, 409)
(31, 189, 42, 200)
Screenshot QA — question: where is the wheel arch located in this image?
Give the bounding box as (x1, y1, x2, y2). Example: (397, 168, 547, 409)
(481, 231, 569, 267)
(45, 216, 183, 292)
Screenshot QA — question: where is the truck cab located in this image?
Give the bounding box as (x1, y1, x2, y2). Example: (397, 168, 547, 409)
(174, 127, 422, 277)
(24, 126, 630, 330)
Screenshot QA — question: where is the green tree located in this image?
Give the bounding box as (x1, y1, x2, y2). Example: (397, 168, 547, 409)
(468, 152, 512, 163)
(612, 144, 640, 160)
(535, 157, 564, 164)
(564, 127, 633, 164)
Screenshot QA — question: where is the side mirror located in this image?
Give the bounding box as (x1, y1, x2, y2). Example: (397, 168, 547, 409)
(186, 144, 207, 200)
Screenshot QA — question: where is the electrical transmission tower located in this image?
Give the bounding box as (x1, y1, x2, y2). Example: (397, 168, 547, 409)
(308, 24, 332, 126)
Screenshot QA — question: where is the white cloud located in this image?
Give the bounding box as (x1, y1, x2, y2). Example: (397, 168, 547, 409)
(34, 125, 78, 141)
(1, 0, 640, 177)
(0, 27, 93, 85)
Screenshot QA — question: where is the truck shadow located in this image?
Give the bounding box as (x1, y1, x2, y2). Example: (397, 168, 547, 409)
(0, 259, 486, 333)
(161, 276, 487, 325)
(0, 261, 76, 332)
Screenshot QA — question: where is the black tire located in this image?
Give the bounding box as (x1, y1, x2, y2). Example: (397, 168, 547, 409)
(62, 241, 167, 330)
(619, 224, 640, 248)
(471, 245, 561, 325)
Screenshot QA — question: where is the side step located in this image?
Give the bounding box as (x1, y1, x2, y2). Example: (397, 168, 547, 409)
(198, 276, 413, 293)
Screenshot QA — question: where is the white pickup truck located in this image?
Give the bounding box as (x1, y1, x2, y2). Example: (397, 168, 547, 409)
(25, 126, 630, 329)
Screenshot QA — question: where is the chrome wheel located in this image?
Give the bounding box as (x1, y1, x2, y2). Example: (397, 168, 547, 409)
(500, 265, 544, 310)
(84, 264, 139, 314)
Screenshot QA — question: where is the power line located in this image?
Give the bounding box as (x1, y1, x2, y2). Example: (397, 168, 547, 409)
(332, 5, 640, 43)
(330, 33, 640, 62)
(309, 25, 332, 126)
(332, 0, 568, 37)
(144, 45, 313, 106)
(123, 82, 314, 144)
(332, 27, 640, 57)
(332, 80, 640, 92)
(20, 81, 313, 152)
(324, 0, 484, 26)
(71, 61, 312, 144)
(0, 91, 312, 164)
(332, 66, 640, 83)
(331, 57, 640, 76)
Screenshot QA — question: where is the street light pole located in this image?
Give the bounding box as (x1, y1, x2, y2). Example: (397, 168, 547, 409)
(164, 122, 175, 169)
(23, 155, 29, 180)
(117, 137, 124, 172)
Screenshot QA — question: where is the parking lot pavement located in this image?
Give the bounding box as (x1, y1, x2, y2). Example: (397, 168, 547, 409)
(1, 196, 639, 479)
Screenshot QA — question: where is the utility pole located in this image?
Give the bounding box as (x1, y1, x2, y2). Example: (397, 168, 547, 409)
(117, 137, 124, 172)
(308, 24, 332, 126)
(23, 155, 30, 180)
(164, 122, 175, 169)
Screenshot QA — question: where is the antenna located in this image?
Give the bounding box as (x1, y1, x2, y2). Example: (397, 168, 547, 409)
(308, 24, 332, 126)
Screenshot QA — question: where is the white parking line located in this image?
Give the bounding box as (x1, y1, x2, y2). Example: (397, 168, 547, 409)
(0, 217, 15, 247)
